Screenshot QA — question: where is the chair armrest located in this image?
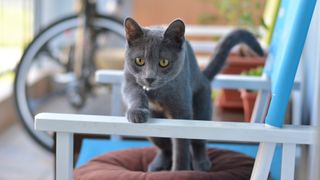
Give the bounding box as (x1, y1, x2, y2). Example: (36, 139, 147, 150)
(96, 70, 123, 85)
(213, 75, 270, 90)
(35, 113, 315, 145)
(95, 70, 300, 90)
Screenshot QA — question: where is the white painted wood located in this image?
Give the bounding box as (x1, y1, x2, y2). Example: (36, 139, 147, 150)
(110, 84, 123, 141)
(185, 25, 234, 36)
(292, 56, 304, 126)
(309, 145, 319, 180)
(281, 143, 296, 180)
(213, 75, 271, 90)
(250, 89, 270, 123)
(95, 70, 301, 91)
(292, 90, 303, 125)
(111, 84, 122, 116)
(95, 70, 123, 85)
(35, 113, 315, 145)
(297, 145, 309, 180)
(189, 41, 216, 53)
(309, 2, 320, 179)
(56, 132, 73, 180)
(251, 142, 276, 180)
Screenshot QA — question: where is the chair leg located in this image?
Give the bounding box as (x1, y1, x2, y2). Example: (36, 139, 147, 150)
(56, 132, 74, 180)
(111, 84, 122, 141)
(251, 142, 276, 180)
(308, 145, 318, 180)
(296, 145, 309, 180)
(111, 84, 123, 116)
(281, 143, 296, 180)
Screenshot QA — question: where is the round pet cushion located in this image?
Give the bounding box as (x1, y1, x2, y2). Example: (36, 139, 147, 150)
(74, 147, 254, 180)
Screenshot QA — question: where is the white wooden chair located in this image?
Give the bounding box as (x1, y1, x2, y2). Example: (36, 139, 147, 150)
(34, 0, 317, 179)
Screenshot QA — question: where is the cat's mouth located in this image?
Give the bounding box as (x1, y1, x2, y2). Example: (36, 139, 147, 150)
(137, 79, 164, 91)
(138, 80, 159, 91)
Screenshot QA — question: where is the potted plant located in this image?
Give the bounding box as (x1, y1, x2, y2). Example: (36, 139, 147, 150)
(198, 0, 266, 111)
(239, 66, 264, 122)
(216, 54, 265, 111)
(216, 53, 265, 110)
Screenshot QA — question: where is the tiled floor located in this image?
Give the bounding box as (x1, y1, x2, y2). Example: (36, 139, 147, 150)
(0, 123, 54, 180)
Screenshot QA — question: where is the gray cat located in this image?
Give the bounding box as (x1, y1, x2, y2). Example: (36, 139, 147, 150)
(122, 17, 263, 172)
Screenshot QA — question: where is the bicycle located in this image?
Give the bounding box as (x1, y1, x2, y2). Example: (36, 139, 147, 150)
(14, 0, 126, 152)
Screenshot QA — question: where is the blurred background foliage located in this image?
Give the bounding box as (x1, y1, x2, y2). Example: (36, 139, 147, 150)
(198, 0, 265, 27)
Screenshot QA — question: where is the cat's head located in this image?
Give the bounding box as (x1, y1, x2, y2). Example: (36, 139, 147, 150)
(124, 17, 186, 90)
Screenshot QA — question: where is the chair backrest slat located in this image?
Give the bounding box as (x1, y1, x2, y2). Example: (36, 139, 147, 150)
(265, 0, 317, 127)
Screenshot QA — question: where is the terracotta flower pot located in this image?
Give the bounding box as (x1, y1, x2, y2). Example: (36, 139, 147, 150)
(240, 89, 258, 122)
(216, 53, 265, 110)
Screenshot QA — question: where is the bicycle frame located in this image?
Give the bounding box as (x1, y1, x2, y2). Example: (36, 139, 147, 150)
(74, 0, 97, 78)
(69, 0, 99, 108)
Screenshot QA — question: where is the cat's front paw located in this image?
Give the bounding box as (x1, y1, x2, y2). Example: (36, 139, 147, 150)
(126, 108, 149, 123)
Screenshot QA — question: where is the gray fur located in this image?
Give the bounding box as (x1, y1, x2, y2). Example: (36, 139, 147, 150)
(203, 29, 264, 80)
(122, 17, 263, 172)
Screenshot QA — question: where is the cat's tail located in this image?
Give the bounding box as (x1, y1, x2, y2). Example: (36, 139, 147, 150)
(202, 29, 264, 81)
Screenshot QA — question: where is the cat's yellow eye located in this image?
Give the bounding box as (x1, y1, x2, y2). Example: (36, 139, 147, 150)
(159, 58, 169, 68)
(135, 58, 145, 66)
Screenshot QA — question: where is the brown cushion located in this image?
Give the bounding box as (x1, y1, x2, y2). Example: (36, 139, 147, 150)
(74, 147, 254, 180)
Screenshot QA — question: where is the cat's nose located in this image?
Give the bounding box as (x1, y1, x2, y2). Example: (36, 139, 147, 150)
(145, 78, 155, 84)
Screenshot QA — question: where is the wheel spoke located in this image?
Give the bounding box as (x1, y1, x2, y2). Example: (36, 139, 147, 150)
(39, 44, 64, 66)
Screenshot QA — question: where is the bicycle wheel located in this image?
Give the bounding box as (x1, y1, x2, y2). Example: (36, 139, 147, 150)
(14, 14, 125, 151)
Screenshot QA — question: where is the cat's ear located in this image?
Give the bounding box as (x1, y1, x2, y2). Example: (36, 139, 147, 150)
(164, 19, 185, 48)
(124, 17, 143, 44)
